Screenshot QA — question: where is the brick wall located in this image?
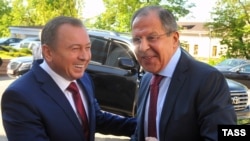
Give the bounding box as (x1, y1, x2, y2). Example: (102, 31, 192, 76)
(0, 59, 10, 75)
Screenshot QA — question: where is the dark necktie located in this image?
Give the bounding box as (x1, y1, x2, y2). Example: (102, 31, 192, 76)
(67, 82, 89, 140)
(148, 75, 164, 138)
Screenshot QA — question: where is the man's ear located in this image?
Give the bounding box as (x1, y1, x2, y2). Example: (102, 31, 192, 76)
(42, 44, 53, 62)
(172, 31, 179, 48)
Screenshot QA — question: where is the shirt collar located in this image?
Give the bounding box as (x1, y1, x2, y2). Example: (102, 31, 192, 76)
(40, 61, 72, 92)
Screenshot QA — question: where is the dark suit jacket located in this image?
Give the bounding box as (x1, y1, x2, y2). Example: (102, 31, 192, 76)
(1, 60, 136, 141)
(131, 49, 237, 141)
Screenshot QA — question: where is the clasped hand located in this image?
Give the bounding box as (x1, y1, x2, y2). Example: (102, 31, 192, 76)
(145, 137, 158, 141)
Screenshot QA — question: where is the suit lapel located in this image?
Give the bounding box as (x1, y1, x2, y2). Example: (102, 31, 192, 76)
(137, 73, 152, 140)
(159, 51, 189, 140)
(31, 60, 85, 138)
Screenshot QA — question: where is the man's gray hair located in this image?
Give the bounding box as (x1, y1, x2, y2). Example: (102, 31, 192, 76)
(131, 5, 178, 35)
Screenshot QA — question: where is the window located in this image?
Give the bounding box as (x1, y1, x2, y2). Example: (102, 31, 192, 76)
(212, 46, 217, 57)
(240, 65, 250, 73)
(90, 37, 132, 68)
(182, 43, 189, 52)
(90, 37, 108, 64)
(194, 45, 198, 55)
(105, 42, 132, 67)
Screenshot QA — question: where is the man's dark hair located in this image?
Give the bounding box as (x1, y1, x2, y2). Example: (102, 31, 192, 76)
(41, 16, 85, 48)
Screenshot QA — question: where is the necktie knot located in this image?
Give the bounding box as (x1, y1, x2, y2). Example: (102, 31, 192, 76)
(151, 75, 164, 86)
(67, 82, 78, 95)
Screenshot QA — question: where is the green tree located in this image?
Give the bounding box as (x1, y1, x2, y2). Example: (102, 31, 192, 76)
(207, 0, 250, 59)
(85, 0, 194, 32)
(9, 0, 80, 26)
(0, 0, 84, 36)
(0, 0, 12, 37)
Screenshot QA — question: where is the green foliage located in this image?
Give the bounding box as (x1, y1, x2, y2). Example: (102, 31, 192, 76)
(238, 118, 250, 125)
(9, 0, 80, 26)
(0, 0, 12, 37)
(206, 0, 250, 59)
(85, 0, 194, 32)
(0, 46, 18, 52)
(207, 56, 227, 66)
(0, 46, 32, 58)
(1, 0, 194, 36)
(19, 48, 32, 55)
(0, 0, 81, 36)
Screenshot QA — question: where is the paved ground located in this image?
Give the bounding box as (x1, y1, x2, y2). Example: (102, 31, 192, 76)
(0, 74, 129, 141)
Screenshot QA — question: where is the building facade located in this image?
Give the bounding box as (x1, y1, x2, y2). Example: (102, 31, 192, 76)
(179, 22, 226, 60)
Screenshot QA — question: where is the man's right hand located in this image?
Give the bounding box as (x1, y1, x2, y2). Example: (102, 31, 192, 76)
(145, 137, 158, 141)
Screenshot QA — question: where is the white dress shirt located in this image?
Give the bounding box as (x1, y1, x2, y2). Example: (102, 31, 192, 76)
(40, 61, 89, 123)
(144, 47, 181, 138)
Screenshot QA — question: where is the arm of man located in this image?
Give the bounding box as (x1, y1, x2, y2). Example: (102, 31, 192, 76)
(94, 98, 137, 136)
(1, 89, 50, 141)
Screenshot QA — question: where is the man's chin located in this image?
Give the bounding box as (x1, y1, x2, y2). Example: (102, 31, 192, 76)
(70, 72, 84, 80)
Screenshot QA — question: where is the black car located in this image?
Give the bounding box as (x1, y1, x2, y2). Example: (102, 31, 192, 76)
(6, 29, 250, 119)
(220, 63, 250, 89)
(0, 37, 22, 46)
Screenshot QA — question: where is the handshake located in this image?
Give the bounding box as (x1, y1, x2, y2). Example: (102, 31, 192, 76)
(145, 137, 158, 141)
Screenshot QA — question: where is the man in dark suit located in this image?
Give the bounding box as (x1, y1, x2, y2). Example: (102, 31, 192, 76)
(1, 16, 136, 141)
(130, 6, 236, 141)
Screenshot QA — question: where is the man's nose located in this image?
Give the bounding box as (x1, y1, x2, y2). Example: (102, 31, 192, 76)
(79, 51, 90, 60)
(138, 38, 150, 52)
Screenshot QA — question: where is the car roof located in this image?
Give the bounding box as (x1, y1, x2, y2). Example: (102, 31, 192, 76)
(216, 58, 250, 67)
(87, 29, 132, 43)
(0, 37, 21, 41)
(21, 37, 40, 41)
(229, 62, 250, 71)
(87, 28, 135, 51)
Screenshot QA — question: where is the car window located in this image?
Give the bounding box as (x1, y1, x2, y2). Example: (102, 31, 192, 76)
(105, 42, 132, 67)
(239, 64, 250, 73)
(90, 37, 108, 64)
(0, 38, 7, 43)
(8, 39, 14, 43)
(218, 59, 241, 67)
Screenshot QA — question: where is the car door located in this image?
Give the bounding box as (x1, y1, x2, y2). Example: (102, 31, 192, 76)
(87, 36, 139, 117)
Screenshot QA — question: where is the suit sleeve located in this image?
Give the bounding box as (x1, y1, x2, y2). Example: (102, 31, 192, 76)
(197, 71, 237, 140)
(95, 99, 137, 136)
(1, 89, 50, 141)
(83, 72, 137, 137)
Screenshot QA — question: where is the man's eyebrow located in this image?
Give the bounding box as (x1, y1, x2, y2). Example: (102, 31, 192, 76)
(86, 42, 91, 46)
